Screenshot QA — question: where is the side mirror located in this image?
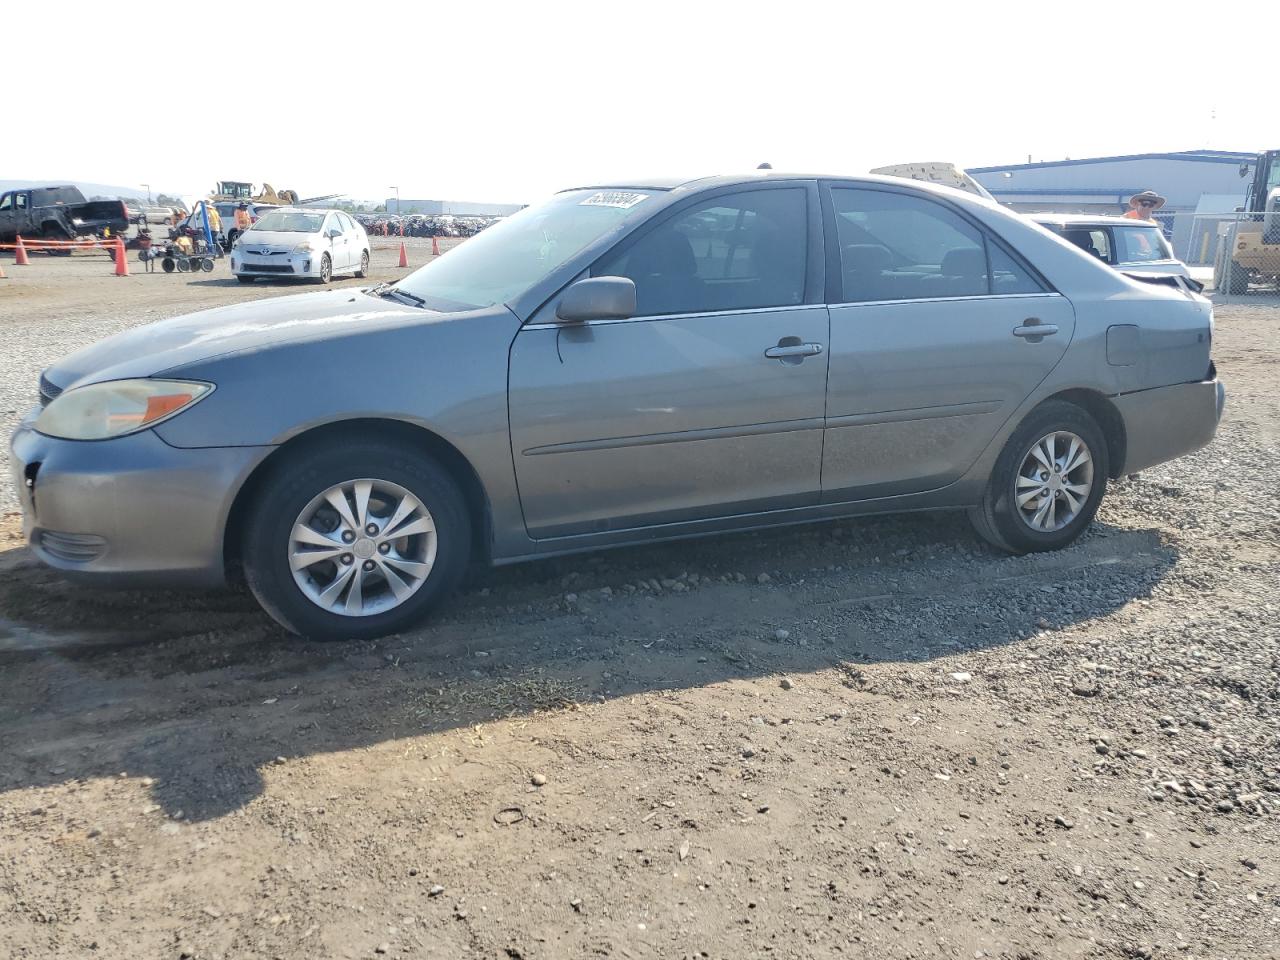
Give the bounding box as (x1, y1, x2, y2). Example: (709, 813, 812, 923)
(555, 276, 636, 324)
(328, 229, 342, 239)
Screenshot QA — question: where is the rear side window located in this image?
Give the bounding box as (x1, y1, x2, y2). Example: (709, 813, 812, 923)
(988, 243, 1046, 294)
(598, 188, 808, 316)
(1059, 227, 1111, 262)
(1114, 226, 1172, 263)
(831, 188, 1044, 302)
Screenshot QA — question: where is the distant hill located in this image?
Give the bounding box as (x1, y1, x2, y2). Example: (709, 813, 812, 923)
(0, 178, 189, 203)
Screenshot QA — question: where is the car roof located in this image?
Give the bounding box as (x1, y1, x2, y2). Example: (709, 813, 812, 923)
(1031, 213, 1161, 228)
(559, 171, 989, 195)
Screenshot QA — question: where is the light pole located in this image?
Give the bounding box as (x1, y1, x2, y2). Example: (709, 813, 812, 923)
(141, 183, 152, 203)
(389, 186, 399, 214)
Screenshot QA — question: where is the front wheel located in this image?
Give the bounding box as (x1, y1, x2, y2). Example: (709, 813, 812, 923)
(242, 443, 471, 640)
(355, 249, 370, 278)
(315, 253, 331, 284)
(969, 400, 1109, 554)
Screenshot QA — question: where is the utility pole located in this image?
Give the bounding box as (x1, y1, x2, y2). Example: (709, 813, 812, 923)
(142, 183, 152, 203)
(389, 186, 400, 214)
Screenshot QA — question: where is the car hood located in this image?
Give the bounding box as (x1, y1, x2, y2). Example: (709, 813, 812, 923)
(44, 290, 433, 390)
(236, 230, 319, 248)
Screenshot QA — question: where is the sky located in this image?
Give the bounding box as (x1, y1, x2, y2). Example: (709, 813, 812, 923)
(10, 0, 1275, 206)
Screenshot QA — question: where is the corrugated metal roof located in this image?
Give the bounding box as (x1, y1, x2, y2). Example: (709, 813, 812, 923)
(970, 150, 1256, 174)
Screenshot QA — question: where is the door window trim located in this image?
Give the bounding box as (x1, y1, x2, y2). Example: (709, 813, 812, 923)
(819, 180, 1057, 305)
(523, 301, 826, 331)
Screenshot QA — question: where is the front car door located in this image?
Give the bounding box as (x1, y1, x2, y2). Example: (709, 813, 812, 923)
(507, 183, 829, 539)
(323, 214, 349, 270)
(821, 183, 1076, 501)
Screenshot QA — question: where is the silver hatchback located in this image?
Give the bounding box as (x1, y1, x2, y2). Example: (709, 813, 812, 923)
(10, 174, 1224, 639)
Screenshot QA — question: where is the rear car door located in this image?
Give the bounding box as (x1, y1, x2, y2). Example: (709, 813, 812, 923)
(821, 183, 1076, 501)
(507, 184, 829, 539)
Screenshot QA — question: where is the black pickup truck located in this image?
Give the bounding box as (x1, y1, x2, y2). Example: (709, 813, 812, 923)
(0, 185, 131, 243)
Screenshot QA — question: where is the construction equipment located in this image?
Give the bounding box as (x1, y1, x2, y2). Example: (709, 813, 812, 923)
(209, 181, 343, 208)
(1219, 149, 1280, 294)
(211, 181, 300, 206)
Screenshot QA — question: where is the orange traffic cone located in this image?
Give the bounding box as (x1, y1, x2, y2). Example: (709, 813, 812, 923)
(0, 256, 6, 279)
(113, 238, 130, 277)
(398, 242, 408, 268)
(14, 235, 30, 266)
(431, 236, 441, 256)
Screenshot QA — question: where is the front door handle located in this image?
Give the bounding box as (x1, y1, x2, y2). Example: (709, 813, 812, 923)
(765, 339, 824, 363)
(1012, 317, 1059, 342)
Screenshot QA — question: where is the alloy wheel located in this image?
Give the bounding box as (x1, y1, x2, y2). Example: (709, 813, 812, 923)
(288, 478, 437, 617)
(1013, 431, 1094, 532)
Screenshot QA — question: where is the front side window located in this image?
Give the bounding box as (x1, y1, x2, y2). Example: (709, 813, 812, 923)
(1114, 226, 1172, 263)
(15, 193, 29, 210)
(597, 188, 807, 316)
(0, 194, 10, 212)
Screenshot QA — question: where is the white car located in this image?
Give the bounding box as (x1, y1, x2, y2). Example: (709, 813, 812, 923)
(1031, 214, 1192, 283)
(231, 208, 370, 284)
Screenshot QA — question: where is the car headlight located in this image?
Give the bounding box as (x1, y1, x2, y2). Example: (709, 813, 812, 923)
(294, 240, 318, 253)
(35, 379, 214, 440)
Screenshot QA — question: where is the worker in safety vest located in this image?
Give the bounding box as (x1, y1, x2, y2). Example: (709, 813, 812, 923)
(1123, 190, 1165, 221)
(235, 202, 252, 232)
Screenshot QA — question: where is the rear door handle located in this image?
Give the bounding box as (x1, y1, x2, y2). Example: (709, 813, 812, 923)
(1012, 318, 1059, 341)
(764, 341, 824, 359)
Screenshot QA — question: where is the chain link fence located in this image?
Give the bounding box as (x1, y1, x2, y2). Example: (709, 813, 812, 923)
(1154, 209, 1280, 301)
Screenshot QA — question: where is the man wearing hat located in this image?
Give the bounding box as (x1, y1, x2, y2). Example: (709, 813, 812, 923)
(1124, 190, 1166, 221)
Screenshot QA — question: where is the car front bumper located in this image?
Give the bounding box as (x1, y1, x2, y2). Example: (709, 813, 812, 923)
(1114, 369, 1225, 476)
(9, 419, 272, 587)
(231, 249, 324, 278)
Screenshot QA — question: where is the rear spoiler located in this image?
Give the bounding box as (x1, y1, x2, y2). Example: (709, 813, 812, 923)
(1122, 272, 1205, 295)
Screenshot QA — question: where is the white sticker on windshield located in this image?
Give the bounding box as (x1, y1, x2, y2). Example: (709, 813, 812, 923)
(579, 191, 650, 209)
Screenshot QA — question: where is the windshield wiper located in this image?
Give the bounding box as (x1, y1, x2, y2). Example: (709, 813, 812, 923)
(378, 285, 425, 307)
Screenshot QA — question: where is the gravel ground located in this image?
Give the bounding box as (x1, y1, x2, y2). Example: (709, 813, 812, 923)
(0, 266, 1277, 959)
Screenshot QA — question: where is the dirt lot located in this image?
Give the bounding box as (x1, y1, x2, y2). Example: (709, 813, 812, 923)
(1, 255, 1277, 959)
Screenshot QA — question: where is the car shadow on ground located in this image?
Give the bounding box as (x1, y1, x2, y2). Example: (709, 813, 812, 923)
(0, 510, 1177, 821)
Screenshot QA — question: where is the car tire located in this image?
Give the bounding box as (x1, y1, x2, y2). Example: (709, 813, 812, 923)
(315, 253, 332, 284)
(355, 249, 370, 278)
(968, 400, 1109, 555)
(242, 442, 471, 640)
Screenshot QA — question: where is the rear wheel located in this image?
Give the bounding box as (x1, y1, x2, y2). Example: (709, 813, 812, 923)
(242, 443, 471, 640)
(969, 400, 1109, 554)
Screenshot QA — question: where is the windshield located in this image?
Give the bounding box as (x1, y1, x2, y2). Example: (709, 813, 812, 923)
(250, 211, 325, 233)
(393, 189, 659, 309)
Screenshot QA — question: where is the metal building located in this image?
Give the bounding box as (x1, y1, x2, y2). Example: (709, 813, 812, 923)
(969, 150, 1258, 266)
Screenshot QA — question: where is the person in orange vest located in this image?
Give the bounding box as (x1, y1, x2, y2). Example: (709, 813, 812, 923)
(234, 202, 252, 233)
(1124, 190, 1165, 221)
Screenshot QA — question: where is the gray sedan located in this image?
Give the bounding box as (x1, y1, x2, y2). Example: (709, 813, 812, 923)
(10, 173, 1224, 640)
